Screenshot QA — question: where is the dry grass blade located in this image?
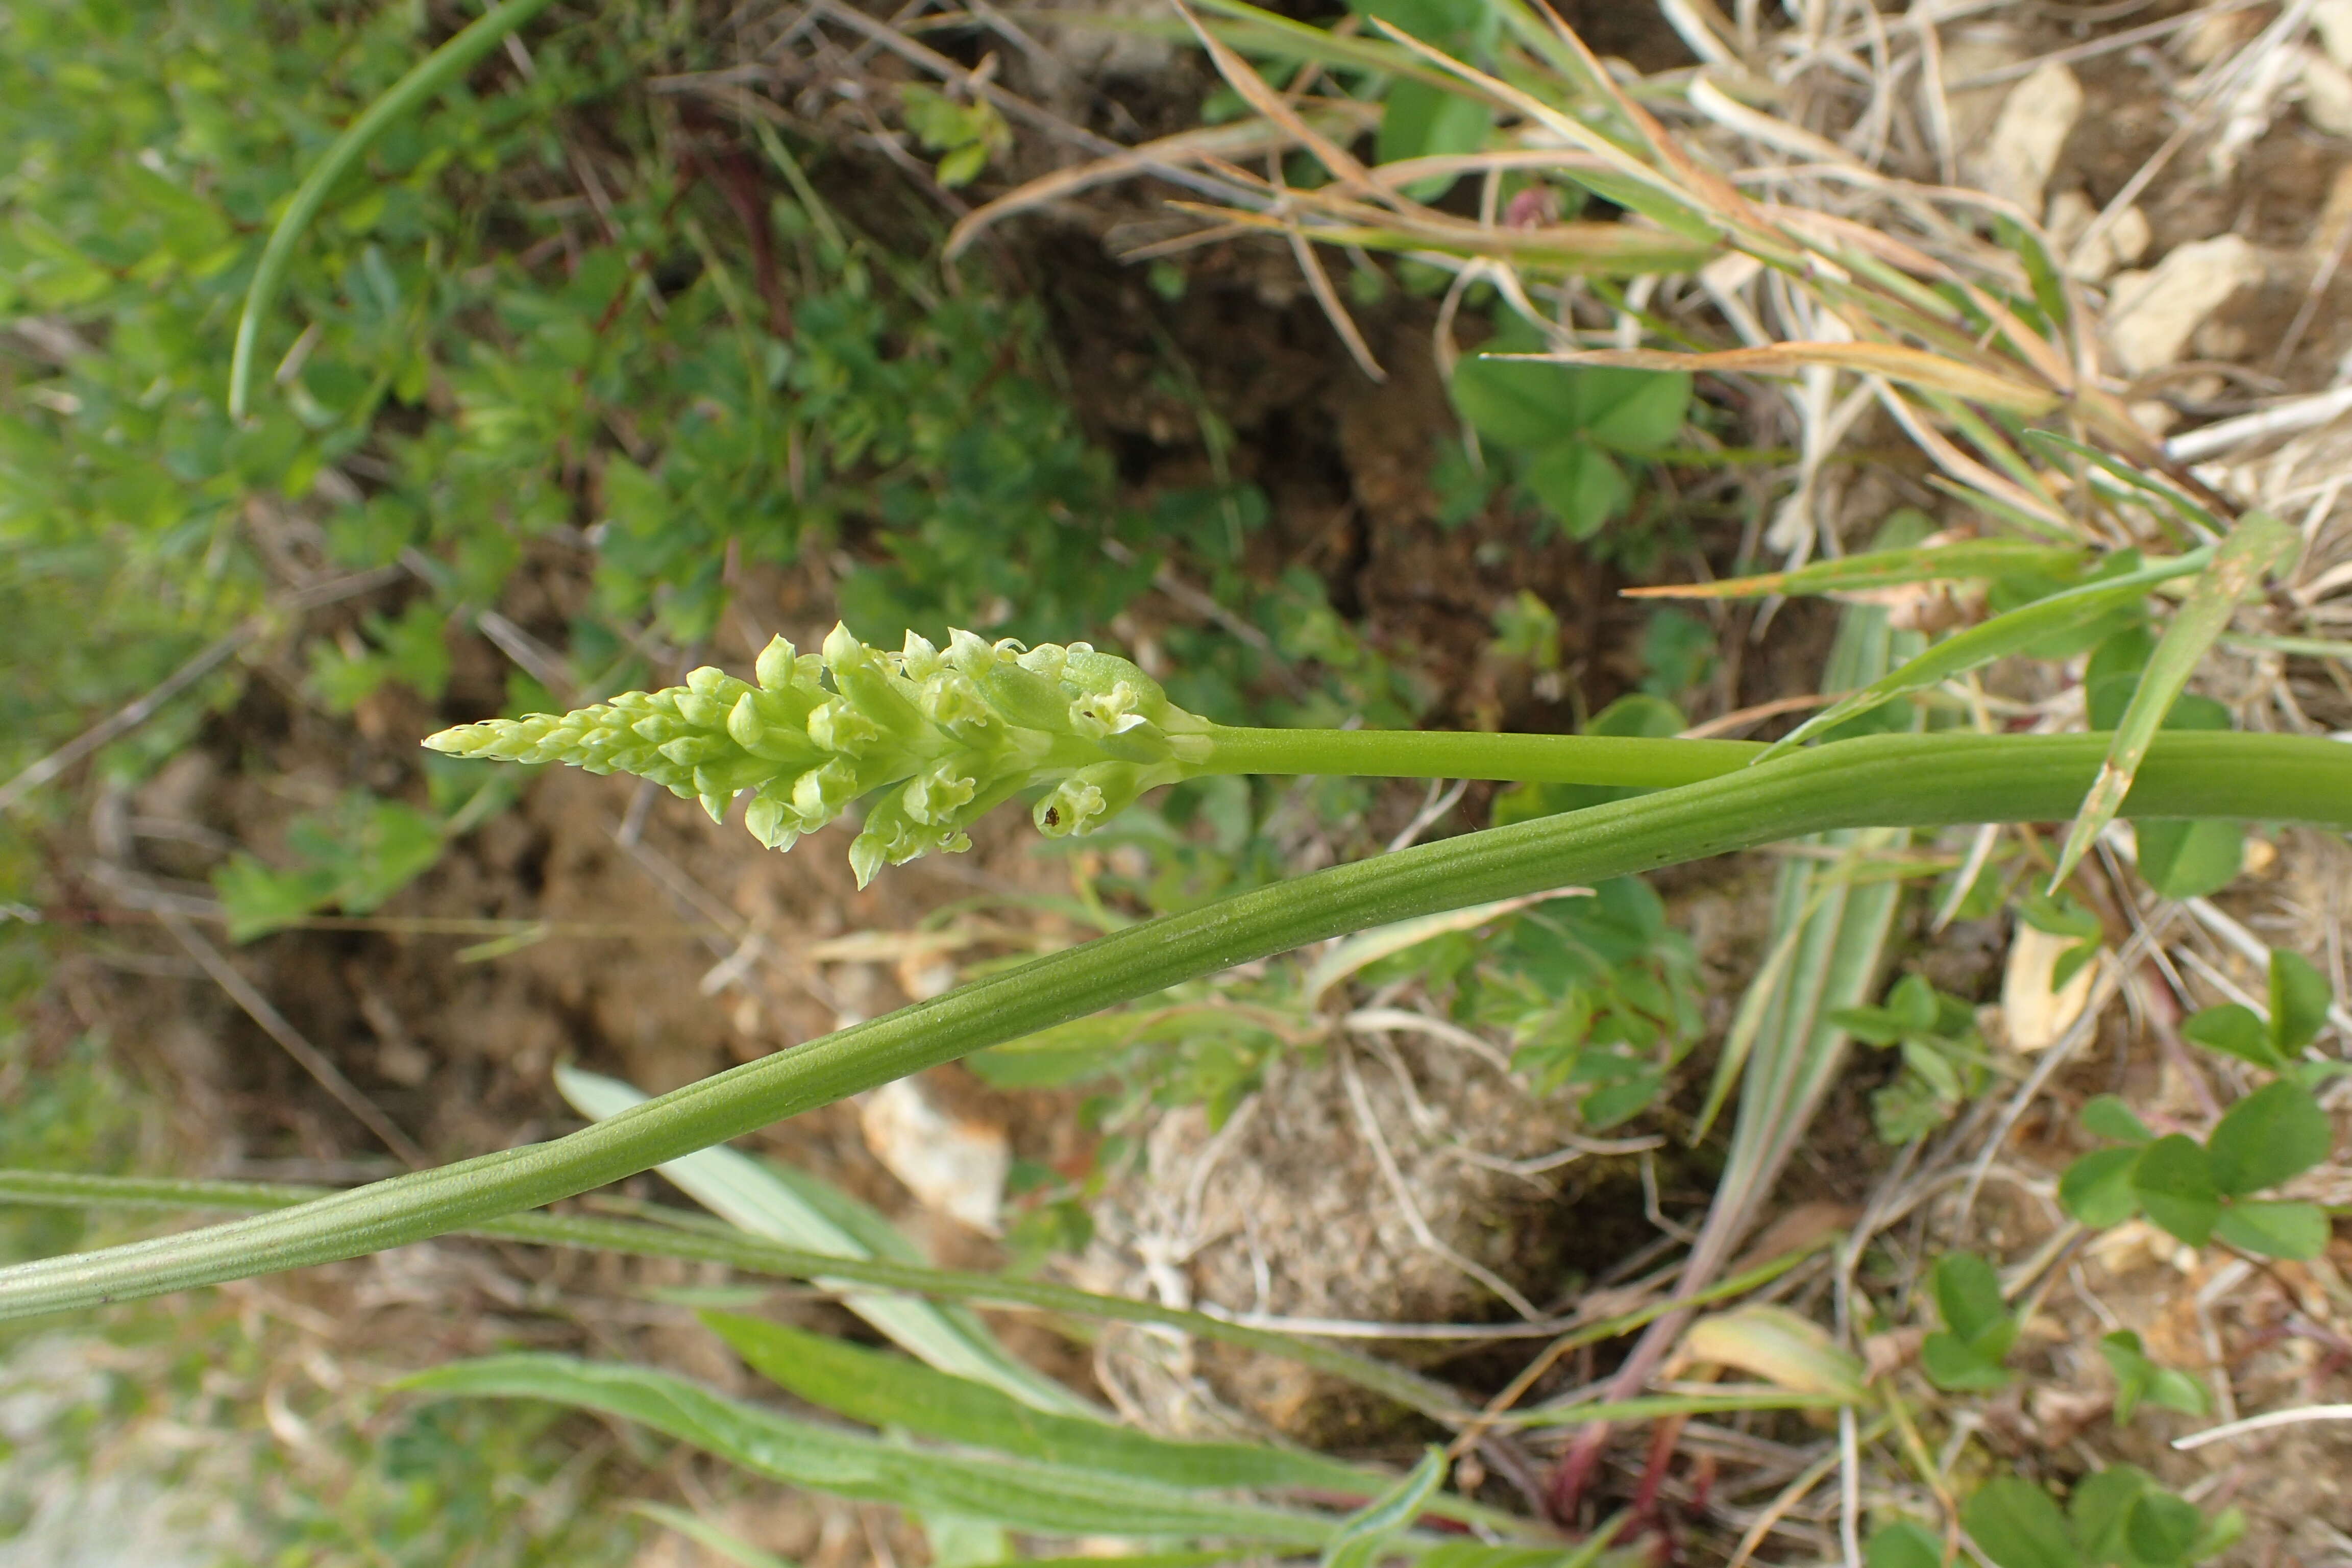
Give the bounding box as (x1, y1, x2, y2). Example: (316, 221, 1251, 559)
(944, 117, 1342, 261)
(2049, 510, 2301, 888)
(1364, 19, 1726, 240)
(1164, 201, 1713, 274)
(1523, 344, 2060, 419)
(1171, 1, 1380, 200)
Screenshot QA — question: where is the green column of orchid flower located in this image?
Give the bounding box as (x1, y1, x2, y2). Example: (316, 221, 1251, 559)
(424, 626, 1216, 887)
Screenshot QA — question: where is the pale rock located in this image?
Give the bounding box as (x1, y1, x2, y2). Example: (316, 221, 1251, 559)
(2301, 46, 2352, 137)
(2316, 0, 2352, 70)
(2047, 189, 2095, 252)
(2104, 235, 2265, 376)
(2048, 192, 2151, 282)
(2001, 921, 2102, 1052)
(2102, 206, 2152, 271)
(2181, 5, 2265, 66)
(857, 1075, 1010, 1234)
(1939, 28, 2036, 153)
(1968, 59, 2083, 214)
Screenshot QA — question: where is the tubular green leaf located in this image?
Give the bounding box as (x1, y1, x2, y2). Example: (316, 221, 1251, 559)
(227, 0, 562, 420)
(3, 728, 2349, 1322)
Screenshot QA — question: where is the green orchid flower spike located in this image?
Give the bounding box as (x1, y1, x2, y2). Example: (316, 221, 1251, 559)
(423, 625, 1214, 887)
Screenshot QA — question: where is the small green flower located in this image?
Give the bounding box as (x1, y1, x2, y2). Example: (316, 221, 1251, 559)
(424, 625, 1211, 886)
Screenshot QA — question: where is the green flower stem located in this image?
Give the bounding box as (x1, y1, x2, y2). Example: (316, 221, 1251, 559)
(227, 0, 562, 420)
(1199, 725, 1763, 787)
(5, 728, 2348, 1321)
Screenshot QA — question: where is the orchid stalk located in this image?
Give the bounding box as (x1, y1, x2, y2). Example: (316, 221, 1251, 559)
(426, 624, 1765, 884)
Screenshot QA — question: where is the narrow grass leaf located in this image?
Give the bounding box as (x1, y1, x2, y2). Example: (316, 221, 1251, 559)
(2019, 430, 2225, 538)
(0, 1168, 1463, 1419)
(1760, 551, 2211, 760)
(560, 1067, 1092, 1414)
(1321, 1447, 1447, 1568)
(626, 1503, 796, 1568)
(406, 1355, 1340, 1543)
(1682, 1305, 1867, 1402)
(1303, 893, 1582, 1008)
(702, 1311, 1371, 1494)
(1622, 539, 2082, 602)
(1524, 344, 2061, 419)
(2050, 511, 2299, 889)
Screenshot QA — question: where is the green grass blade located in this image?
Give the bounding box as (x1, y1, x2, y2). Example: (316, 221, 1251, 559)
(702, 1311, 1366, 1494)
(2049, 511, 2299, 889)
(558, 1067, 1090, 1415)
(1323, 1448, 1448, 1568)
(0, 1169, 1463, 1418)
(1758, 550, 2212, 758)
(227, 0, 561, 420)
(8, 727, 2352, 1322)
(404, 1355, 1344, 1544)
(625, 1503, 796, 1568)
(1624, 539, 2082, 604)
(2021, 430, 2225, 538)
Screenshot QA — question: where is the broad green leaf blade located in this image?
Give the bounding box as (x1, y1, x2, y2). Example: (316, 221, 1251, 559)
(2099, 1331, 2155, 1424)
(702, 1311, 1369, 1494)
(559, 1067, 1091, 1415)
(2133, 1134, 2220, 1248)
(1621, 538, 2083, 603)
(1522, 441, 1629, 538)
(1759, 550, 2211, 760)
(2081, 1094, 2154, 1145)
(1866, 1520, 1945, 1568)
(2135, 818, 2243, 900)
(406, 1355, 1339, 1544)
(2059, 1147, 2144, 1228)
(1931, 1252, 2014, 1355)
(2180, 1004, 2284, 1070)
(1322, 1447, 1447, 1568)
(1583, 371, 1692, 449)
(2206, 1080, 2333, 1197)
(1963, 1478, 2075, 1568)
(2270, 949, 2334, 1056)
(2051, 511, 2298, 888)
(1921, 1332, 2013, 1392)
(2211, 1199, 2330, 1261)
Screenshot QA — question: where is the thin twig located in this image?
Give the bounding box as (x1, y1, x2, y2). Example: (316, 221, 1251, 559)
(1337, 1045, 1542, 1319)
(159, 913, 428, 1169)
(0, 565, 405, 816)
(2173, 1403, 2352, 1449)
